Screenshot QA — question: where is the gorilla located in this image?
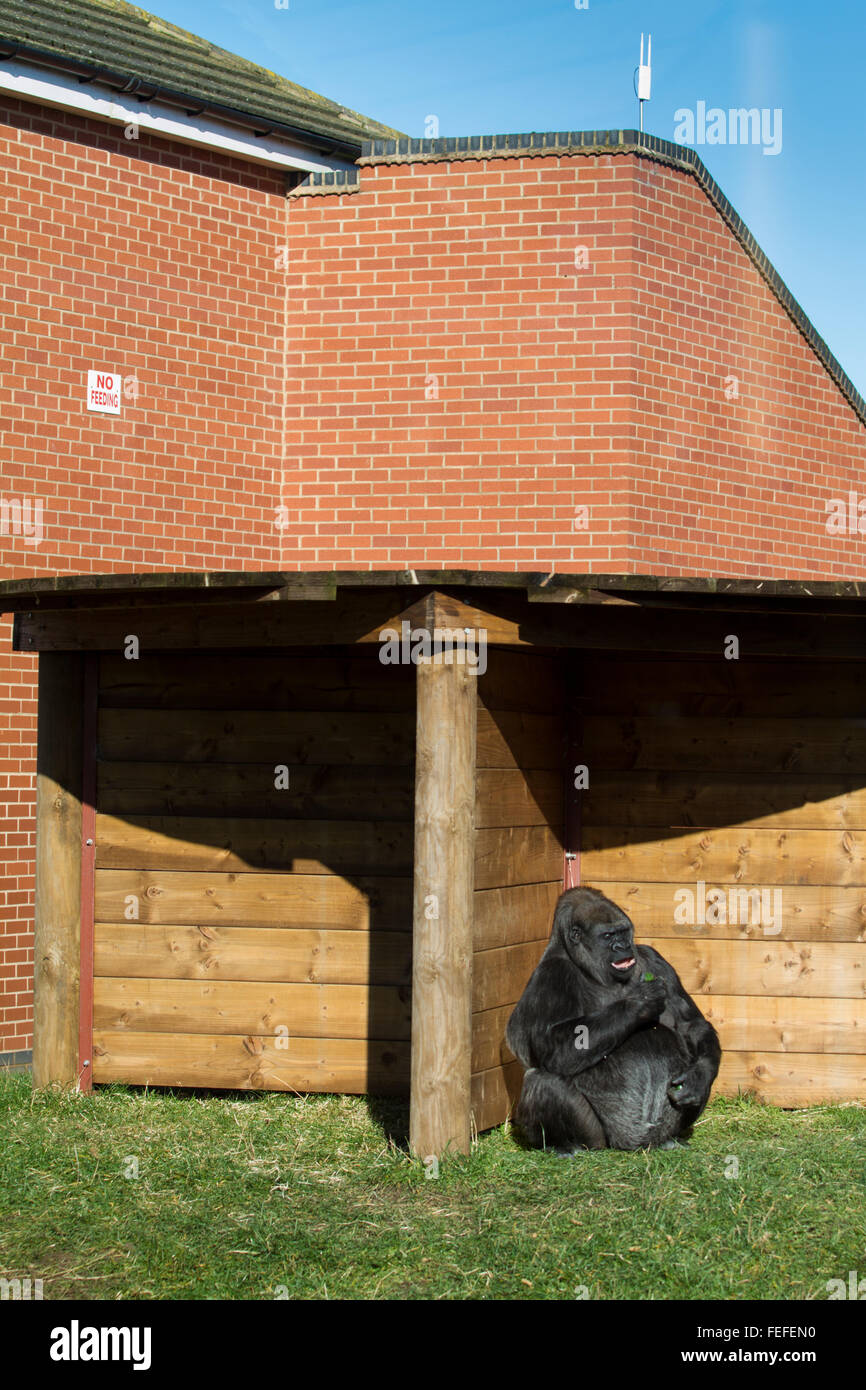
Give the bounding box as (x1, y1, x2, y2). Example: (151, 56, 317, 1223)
(506, 887, 721, 1151)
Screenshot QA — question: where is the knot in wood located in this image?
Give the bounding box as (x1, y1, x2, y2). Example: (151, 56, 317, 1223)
(416, 955, 442, 985)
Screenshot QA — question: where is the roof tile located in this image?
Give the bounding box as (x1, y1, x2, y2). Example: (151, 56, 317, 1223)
(0, 0, 402, 151)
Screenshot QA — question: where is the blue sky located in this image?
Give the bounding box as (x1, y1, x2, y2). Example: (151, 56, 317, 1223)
(162, 0, 864, 398)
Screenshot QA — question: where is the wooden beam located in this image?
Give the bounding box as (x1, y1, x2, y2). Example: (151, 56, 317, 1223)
(589, 880, 866, 942)
(581, 715, 866, 775)
(410, 640, 478, 1158)
(431, 593, 866, 661)
(97, 708, 415, 764)
(695, 994, 866, 1054)
(473, 881, 562, 951)
(93, 977, 411, 1040)
(98, 651, 415, 712)
(472, 940, 548, 1012)
(716, 1051, 866, 1106)
(93, 923, 411, 985)
(33, 653, 84, 1087)
(92, 1031, 409, 1093)
(582, 825, 866, 885)
(4, 568, 866, 613)
(94, 868, 411, 930)
(78, 655, 98, 1092)
(94, 813, 414, 875)
(474, 825, 563, 889)
(97, 760, 414, 820)
(15, 592, 432, 652)
(642, 937, 866, 998)
(576, 657, 866, 719)
(1, 570, 340, 610)
(580, 770, 866, 831)
(17, 586, 866, 659)
(470, 1060, 523, 1134)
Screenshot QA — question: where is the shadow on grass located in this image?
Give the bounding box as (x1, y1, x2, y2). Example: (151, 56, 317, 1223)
(365, 1095, 410, 1149)
(81, 1079, 416, 1152)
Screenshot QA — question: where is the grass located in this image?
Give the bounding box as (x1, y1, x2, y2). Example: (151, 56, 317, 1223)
(0, 1071, 863, 1300)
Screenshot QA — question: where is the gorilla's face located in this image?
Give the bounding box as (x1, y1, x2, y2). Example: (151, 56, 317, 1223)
(590, 915, 637, 982)
(555, 888, 637, 985)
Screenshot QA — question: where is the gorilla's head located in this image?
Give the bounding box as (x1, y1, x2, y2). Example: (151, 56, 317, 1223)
(552, 886, 637, 986)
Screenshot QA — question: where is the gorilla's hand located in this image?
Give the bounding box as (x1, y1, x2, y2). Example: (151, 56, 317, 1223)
(633, 977, 667, 1025)
(667, 1067, 705, 1109)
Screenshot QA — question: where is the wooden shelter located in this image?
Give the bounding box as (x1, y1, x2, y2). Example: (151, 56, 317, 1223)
(4, 570, 865, 1154)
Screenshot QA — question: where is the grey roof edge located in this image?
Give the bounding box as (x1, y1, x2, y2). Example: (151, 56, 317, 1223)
(2, 570, 865, 611)
(354, 129, 866, 430)
(0, 35, 388, 160)
(289, 167, 361, 196)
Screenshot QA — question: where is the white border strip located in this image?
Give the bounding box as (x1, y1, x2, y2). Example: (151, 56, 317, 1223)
(0, 60, 355, 173)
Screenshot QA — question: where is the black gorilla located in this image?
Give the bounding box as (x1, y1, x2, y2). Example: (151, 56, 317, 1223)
(506, 886, 721, 1151)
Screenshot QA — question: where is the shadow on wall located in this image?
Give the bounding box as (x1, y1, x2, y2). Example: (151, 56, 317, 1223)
(90, 647, 415, 1127)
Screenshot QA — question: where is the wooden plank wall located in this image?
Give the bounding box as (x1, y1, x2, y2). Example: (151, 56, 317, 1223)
(578, 655, 866, 1106)
(91, 650, 414, 1093)
(470, 650, 565, 1133)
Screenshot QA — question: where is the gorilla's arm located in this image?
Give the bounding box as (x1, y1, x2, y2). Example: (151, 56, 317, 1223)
(506, 958, 665, 1077)
(641, 947, 721, 1112)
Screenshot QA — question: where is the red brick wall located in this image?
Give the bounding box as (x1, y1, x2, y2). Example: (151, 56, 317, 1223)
(1, 104, 864, 1049)
(285, 151, 864, 573)
(284, 156, 635, 570)
(0, 615, 36, 1050)
(0, 99, 286, 1048)
(0, 98, 286, 577)
(628, 159, 865, 574)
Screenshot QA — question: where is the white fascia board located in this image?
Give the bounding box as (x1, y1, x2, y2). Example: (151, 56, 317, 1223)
(0, 60, 357, 173)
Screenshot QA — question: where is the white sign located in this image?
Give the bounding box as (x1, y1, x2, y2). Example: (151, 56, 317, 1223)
(87, 370, 121, 414)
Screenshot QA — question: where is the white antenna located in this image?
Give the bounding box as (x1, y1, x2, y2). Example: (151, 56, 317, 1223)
(637, 32, 652, 132)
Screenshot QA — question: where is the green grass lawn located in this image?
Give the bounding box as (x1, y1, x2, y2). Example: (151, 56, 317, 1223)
(0, 1071, 863, 1300)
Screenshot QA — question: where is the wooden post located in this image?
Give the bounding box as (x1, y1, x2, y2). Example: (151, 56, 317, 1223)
(410, 641, 477, 1158)
(33, 653, 84, 1087)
